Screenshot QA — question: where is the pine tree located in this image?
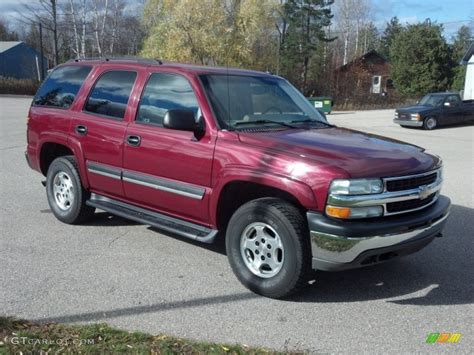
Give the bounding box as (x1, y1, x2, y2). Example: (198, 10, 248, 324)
(279, 0, 335, 93)
(379, 17, 402, 60)
(390, 23, 455, 96)
(451, 25, 472, 90)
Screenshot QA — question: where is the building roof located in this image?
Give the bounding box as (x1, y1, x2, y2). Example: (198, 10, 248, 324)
(460, 42, 474, 65)
(338, 50, 388, 71)
(0, 41, 22, 54)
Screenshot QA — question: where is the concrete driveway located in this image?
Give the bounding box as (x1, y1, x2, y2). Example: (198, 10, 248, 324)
(1, 97, 473, 353)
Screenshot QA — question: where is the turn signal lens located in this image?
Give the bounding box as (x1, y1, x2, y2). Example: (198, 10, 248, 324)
(326, 205, 384, 219)
(326, 206, 351, 218)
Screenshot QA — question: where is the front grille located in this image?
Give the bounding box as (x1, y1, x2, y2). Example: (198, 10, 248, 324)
(386, 193, 436, 213)
(386, 172, 437, 192)
(398, 113, 410, 120)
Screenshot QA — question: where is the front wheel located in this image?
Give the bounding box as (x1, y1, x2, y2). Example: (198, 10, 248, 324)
(423, 116, 437, 130)
(225, 198, 312, 298)
(46, 156, 95, 224)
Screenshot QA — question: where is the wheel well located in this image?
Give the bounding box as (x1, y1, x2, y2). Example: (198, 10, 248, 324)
(216, 181, 305, 231)
(40, 143, 74, 176)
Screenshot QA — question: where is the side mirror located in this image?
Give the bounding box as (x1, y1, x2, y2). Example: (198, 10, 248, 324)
(164, 109, 200, 132)
(443, 102, 451, 107)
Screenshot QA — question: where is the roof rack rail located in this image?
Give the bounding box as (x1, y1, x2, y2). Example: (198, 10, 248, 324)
(67, 57, 163, 65)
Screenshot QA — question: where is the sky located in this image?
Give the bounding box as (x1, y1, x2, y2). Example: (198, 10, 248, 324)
(1, 0, 473, 40)
(371, 0, 473, 39)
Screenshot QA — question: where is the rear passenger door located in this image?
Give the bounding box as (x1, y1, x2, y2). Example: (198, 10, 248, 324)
(71, 69, 138, 198)
(122, 71, 215, 224)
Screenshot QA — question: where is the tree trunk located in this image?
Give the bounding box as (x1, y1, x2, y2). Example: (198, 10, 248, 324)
(343, 33, 348, 65)
(69, 0, 80, 58)
(81, 0, 86, 58)
(355, 22, 359, 56)
(51, 0, 59, 65)
(93, 0, 102, 56)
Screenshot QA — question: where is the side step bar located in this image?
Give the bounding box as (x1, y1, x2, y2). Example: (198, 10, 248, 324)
(87, 193, 218, 243)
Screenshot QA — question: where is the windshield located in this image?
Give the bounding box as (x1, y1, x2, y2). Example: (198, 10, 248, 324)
(200, 74, 328, 129)
(419, 94, 444, 107)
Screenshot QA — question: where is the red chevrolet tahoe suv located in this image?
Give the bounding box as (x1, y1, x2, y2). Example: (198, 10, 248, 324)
(26, 58, 451, 298)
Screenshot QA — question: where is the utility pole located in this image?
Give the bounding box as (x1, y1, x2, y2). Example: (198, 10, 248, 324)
(39, 23, 45, 81)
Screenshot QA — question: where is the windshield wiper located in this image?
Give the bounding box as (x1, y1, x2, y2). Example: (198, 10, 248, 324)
(234, 119, 298, 129)
(290, 119, 335, 127)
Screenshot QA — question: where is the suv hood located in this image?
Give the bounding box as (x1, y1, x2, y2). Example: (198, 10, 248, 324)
(238, 127, 440, 178)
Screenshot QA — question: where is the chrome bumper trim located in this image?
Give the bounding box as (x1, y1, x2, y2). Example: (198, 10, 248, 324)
(310, 211, 449, 265)
(394, 119, 423, 127)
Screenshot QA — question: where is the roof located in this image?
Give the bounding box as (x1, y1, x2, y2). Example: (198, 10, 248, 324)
(0, 41, 22, 54)
(460, 42, 474, 65)
(338, 50, 388, 70)
(63, 57, 274, 77)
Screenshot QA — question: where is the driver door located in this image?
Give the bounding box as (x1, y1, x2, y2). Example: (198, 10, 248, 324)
(442, 95, 464, 125)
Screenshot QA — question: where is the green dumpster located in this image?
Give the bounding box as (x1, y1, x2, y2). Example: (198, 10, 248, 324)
(307, 96, 332, 114)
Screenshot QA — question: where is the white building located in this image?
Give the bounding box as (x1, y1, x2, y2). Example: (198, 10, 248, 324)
(461, 43, 474, 100)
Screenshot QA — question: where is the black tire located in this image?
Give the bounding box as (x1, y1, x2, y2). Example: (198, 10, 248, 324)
(423, 116, 437, 130)
(225, 198, 312, 298)
(46, 156, 95, 224)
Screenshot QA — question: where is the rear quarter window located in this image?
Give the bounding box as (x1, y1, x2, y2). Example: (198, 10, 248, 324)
(33, 65, 92, 109)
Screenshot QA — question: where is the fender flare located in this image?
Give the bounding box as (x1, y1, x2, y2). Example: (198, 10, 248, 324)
(66, 135, 89, 188)
(209, 166, 318, 226)
(37, 133, 90, 189)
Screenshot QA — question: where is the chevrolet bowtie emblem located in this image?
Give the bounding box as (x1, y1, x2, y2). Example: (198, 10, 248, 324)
(418, 185, 431, 200)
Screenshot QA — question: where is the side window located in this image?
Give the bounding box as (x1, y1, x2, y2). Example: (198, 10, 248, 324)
(84, 71, 137, 120)
(136, 73, 199, 126)
(446, 95, 460, 106)
(33, 65, 92, 108)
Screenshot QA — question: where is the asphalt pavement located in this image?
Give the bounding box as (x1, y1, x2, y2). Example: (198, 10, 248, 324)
(1, 97, 473, 353)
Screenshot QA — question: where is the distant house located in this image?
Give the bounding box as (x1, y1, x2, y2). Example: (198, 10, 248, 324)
(0, 41, 48, 81)
(334, 50, 392, 98)
(461, 43, 473, 100)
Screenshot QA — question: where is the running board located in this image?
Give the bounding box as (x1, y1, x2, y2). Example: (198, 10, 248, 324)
(87, 193, 218, 243)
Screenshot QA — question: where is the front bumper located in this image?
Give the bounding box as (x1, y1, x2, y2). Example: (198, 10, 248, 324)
(394, 119, 423, 127)
(308, 195, 450, 271)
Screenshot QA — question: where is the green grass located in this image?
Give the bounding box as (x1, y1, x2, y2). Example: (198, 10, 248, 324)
(0, 316, 298, 354)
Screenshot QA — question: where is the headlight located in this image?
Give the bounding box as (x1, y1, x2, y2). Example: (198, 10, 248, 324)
(394, 112, 398, 118)
(329, 178, 383, 195)
(326, 205, 383, 219)
(410, 113, 421, 120)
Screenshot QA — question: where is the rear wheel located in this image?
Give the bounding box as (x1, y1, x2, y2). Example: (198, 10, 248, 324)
(226, 198, 311, 298)
(46, 156, 95, 224)
(423, 116, 437, 130)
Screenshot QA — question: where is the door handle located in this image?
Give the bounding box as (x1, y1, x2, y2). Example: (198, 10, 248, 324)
(126, 135, 141, 147)
(75, 125, 87, 135)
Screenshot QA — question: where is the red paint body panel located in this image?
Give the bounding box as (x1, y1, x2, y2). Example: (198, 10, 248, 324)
(26, 60, 441, 230)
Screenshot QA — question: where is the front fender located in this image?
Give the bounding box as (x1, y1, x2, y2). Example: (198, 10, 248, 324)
(209, 166, 318, 226)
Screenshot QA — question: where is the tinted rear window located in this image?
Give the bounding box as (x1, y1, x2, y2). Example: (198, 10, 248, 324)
(33, 65, 92, 108)
(84, 71, 137, 120)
